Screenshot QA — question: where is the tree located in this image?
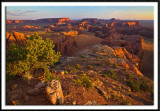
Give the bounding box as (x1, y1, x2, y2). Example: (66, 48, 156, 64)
(6, 33, 61, 82)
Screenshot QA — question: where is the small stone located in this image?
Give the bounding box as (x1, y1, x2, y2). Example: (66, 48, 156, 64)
(72, 101, 76, 105)
(85, 101, 92, 105)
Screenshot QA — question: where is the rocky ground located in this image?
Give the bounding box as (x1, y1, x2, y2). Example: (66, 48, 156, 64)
(6, 44, 153, 105)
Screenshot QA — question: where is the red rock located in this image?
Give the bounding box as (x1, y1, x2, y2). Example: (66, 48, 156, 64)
(112, 46, 126, 58)
(6, 32, 26, 48)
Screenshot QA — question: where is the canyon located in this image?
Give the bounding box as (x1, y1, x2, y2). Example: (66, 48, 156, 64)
(6, 17, 154, 105)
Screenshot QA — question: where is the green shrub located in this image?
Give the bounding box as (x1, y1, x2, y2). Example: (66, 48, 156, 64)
(64, 71, 68, 75)
(6, 33, 61, 82)
(75, 76, 92, 87)
(76, 64, 82, 70)
(111, 93, 118, 99)
(139, 79, 151, 92)
(102, 74, 108, 78)
(79, 71, 85, 76)
(108, 69, 118, 81)
(88, 65, 93, 70)
(127, 80, 139, 92)
(123, 99, 131, 105)
(45, 73, 60, 82)
(69, 67, 77, 74)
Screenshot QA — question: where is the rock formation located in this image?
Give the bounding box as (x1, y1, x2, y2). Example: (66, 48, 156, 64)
(6, 18, 70, 24)
(6, 32, 26, 48)
(45, 80, 64, 105)
(122, 35, 143, 58)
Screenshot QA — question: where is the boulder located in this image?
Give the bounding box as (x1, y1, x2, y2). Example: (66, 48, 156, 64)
(45, 80, 64, 105)
(72, 100, 76, 105)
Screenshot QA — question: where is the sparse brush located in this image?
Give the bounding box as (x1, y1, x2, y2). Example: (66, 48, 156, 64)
(139, 79, 151, 92)
(64, 71, 68, 75)
(45, 72, 60, 82)
(102, 74, 108, 78)
(76, 64, 82, 70)
(108, 69, 118, 81)
(123, 99, 131, 105)
(75, 76, 92, 88)
(69, 67, 77, 74)
(127, 80, 139, 92)
(88, 65, 93, 70)
(111, 93, 118, 99)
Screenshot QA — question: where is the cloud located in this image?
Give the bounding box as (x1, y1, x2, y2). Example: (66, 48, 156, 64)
(7, 10, 38, 16)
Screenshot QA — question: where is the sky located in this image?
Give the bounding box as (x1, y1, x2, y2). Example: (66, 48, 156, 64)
(6, 6, 154, 20)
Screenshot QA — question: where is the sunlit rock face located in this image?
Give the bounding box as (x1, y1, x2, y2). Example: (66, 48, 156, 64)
(6, 32, 26, 49)
(106, 21, 140, 28)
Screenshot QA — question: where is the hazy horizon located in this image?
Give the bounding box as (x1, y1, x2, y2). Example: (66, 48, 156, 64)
(6, 6, 154, 20)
